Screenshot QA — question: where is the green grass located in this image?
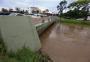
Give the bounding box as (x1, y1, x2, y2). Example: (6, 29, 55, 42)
(0, 47, 52, 62)
(0, 37, 52, 62)
(60, 18, 90, 26)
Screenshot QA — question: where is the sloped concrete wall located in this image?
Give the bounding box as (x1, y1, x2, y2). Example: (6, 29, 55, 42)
(35, 16, 56, 35)
(0, 16, 41, 52)
(36, 22, 54, 35)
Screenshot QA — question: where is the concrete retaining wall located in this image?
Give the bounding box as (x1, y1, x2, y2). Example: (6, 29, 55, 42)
(35, 16, 56, 35)
(0, 16, 41, 52)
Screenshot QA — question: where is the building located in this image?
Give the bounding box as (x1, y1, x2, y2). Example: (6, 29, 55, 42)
(30, 7, 42, 14)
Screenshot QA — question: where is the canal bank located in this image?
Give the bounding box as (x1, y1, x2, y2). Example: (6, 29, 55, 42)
(40, 23, 90, 62)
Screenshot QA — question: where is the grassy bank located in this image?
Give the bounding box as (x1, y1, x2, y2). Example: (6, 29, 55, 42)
(0, 47, 52, 62)
(60, 18, 90, 26)
(0, 38, 52, 62)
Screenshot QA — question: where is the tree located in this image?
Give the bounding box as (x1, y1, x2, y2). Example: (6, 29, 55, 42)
(62, 9, 87, 18)
(43, 11, 46, 14)
(1, 8, 8, 13)
(25, 10, 29, 14)
(36, 10, 39, 14)
(45, 9, 49, 13)
(15, 7, 21, 13)
(32, 10, 39, 14)
(9, 8, 13, 12)
(22, 10, 25, 14)
(68, 0, 90, 20)
(20, 10, 25, 14)
(57, 0, 67, 16)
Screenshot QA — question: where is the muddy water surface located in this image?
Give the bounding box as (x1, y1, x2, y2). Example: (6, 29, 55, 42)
(40, 23, 90, 62)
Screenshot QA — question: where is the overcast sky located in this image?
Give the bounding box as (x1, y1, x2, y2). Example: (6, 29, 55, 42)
(0, 0, 75, 12)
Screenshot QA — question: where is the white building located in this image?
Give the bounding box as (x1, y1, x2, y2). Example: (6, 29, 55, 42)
(87, 16, 90, 20)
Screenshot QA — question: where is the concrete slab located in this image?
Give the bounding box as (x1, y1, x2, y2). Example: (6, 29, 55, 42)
(0, 16, 41, 52)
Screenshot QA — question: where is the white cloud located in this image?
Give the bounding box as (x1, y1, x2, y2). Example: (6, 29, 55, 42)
(0, 0, 75, 13)
(36, 5, 47, 10)
(38, 0, 59, 2)
(8, 0, 57, 11)
(1, 0, 60, 8)
(9, 0, 31, 7)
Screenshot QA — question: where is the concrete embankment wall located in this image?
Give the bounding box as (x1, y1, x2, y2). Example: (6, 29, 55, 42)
(35, 16, 57, 35)
(36, 21, 54, 35)
(0, 16, 41, 52)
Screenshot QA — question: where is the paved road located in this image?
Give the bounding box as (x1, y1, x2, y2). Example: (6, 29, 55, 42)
(40, 23, 90, 62)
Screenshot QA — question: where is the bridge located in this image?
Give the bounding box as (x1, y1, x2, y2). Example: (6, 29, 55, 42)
(0, 16, 57, 52)
(0, 16, 90, 62)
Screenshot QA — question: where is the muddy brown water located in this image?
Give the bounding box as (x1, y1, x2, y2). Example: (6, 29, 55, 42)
(40, 23, 90, 62)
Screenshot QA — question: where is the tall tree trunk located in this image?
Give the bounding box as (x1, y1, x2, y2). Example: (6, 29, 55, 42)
(84, 4, 89, 21)
(84, 16, 88, 21)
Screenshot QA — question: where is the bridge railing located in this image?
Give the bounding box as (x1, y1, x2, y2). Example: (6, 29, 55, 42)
(34, 16, 57, 35)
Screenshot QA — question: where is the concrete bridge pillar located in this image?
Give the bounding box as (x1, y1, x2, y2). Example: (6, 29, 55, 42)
(0, 16, 41, 52)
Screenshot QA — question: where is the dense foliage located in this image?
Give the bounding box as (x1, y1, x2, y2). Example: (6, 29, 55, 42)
(62, 9, 88, 19)
(57, 0, 90, 20)
(57, 0, 67, 15)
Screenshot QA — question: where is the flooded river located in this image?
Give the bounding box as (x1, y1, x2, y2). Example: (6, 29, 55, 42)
(40, 23, 90, 62)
